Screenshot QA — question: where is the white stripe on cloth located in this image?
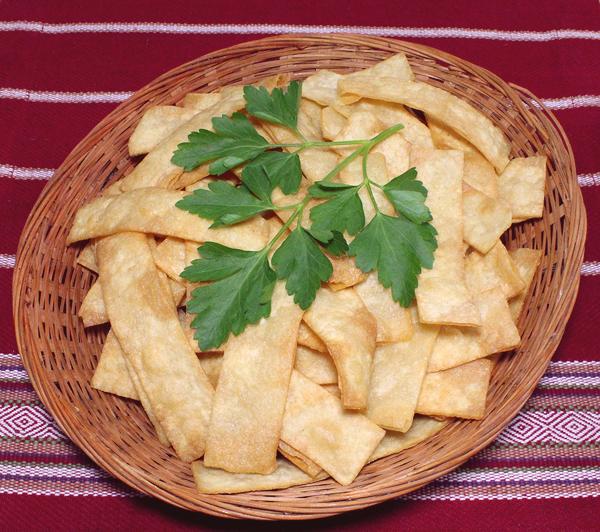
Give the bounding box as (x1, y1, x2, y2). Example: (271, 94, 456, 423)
(0, 21, 599, 41)
(1, 86, 598, 110)
(0, 255, 16, 269)
(578, 173, 600, 187)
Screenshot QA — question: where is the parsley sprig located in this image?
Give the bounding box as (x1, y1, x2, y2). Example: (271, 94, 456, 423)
(172, 81, 437, 350)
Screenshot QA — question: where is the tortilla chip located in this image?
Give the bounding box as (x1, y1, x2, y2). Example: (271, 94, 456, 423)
(67, 188, 269, 251)
(477, 287, 521, 353)
(297, 322, 327, 352)
(328, 254, 368, 289)
(191, 458, 324, 494)
(465, 241, 525, 298)
(295, 345, 337, 384)
(197, 352, 223, 388)
(302, 70, 343, 107)
(119, 88, 245, 192)
(181, 92, 222, 111)
(463, 189, 512, 254)
(91, 330, 139, 400)
(338, 78, 510, 172)
(367, 310, 439, 432)
(340, 53, 414, 104)
(415, 150, 480, 326)
(128, 106, 198, 157)
(78, 280, 107, 327)
(204, 283, 303, 474)
(354, 272, 413, 343)
(77, 242, 97, 272)
(278, 441, 323, 478)
(321, 106, 347, 140)
(321, 383, 341, 397)
(300, 98, 324, 139)
(153, 237, 186, 281)
(508, 248, 542, 321)
(416, 358, 493, 419)
(368, 416, 447, 462)
(303, 287, 377, 410)
(498, 156, 547, 221)
(427, 326, 486, 373)
(281, 371, 385, 485)
(97, 232, 214, 462)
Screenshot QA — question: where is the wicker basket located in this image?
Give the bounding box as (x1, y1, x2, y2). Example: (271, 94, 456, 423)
(12, 35, 585, 520)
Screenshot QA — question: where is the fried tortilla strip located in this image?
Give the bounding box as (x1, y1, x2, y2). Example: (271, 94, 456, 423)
(91, 330, 139, 400)
(128, 106, 198, 157)
(281, 371, 385, 485)
(181, 92, 222, 111)
(463, 189, 512, 254)
(416, 358, 493, 420)
(498, 156, 547, 221)
(427, 115, 498, 198)
(297, 322, 327, 352)
(78, 280, 106, 327)
(77, 242, 97, 272)
(321, 106, 347, 140)
(278, 442, 323, 478)
(302, 70, 343, 107)
(367, 311, 439, 432)
(340, 53, 414, 104)
(153, 237, 186, 281)
(119, 88, 245, 191)
(67, 188, 269, 250)
(97, 232, 213, 462)
(204, 283, 303, 474)
(508, 248, 542, 321)
(476, 287, 521, 353)
(197, 352, 223, 388)
(368, 416, 447, 462)
(415, 150, 480, 326)
(295, 345, 337, 384)
(328, 254, 368, 289)
(427, 326, 486, 373)
(192, 458, 325, 494)
(321, 383, 341, 398)
(339, 78, 510, 172)
(303, 287, 377, 410)
(79, 275, 185, 327)
(355, 273, 413, 343)
(465, 241, 525, 298)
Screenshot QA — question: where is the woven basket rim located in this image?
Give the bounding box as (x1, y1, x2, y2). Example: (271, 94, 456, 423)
(12, 34, 586, 520)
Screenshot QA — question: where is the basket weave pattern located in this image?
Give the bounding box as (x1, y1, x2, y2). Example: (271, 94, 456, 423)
(12, 35, 585, 520)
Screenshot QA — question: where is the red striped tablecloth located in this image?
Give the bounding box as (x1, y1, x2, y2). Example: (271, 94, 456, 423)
(2, 1, 598, 529)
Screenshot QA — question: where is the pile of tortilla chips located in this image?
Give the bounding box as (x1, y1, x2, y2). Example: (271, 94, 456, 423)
(69, 54, 545, 493)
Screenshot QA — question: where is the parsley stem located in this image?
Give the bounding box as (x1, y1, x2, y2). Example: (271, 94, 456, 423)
(362, 150, 381, 214)
(266, 198, 310, 251)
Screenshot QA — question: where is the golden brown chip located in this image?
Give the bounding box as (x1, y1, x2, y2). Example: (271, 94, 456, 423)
(303, 287, 377, 410)
(498, 156, 547, 221)
(278, 442, 323, 478)
(97, 232, 214, 462)
(78, 280, 107, 327)
(67, 188, 269, 250)
(181, 92, 222, 111)
(197, 352, 223, 388)
(463, 189, 512, 254)
(321, 106, 347, 140)
(367, 313, 439, 432)
(76, 242, 97, 272)
(281, 371, 384, 485)
(415, 150, 480, 326)
(128, 106, 198, 157)
(465, 241, 525, 298)
(191, 458, 325, 494)
(368, 416, 447, 462)
(204, 283, 303, 474)
(153, 237, 186, 281)
(427, 326, 486, 373)
(508, 248, 542, 321)
(91, 330, 139, 400)
(416, 358, 493, 419)
(354, 273, 413, 343)
(297, 322, 327, 352)
(294, 345, 337, 384)
(477, 287, 521, 353)
(302, 70, 343, 107)
(338, 78, 510, 172)
(119, 88, 245, 192)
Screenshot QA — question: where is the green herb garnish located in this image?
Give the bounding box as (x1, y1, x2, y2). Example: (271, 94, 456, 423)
(173, 81, 437, 350)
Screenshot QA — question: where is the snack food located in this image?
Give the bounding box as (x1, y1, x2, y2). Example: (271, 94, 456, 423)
(71, 53, 545, 493)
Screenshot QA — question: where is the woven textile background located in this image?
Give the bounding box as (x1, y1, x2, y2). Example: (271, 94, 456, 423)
(1, 1, 598, 529)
